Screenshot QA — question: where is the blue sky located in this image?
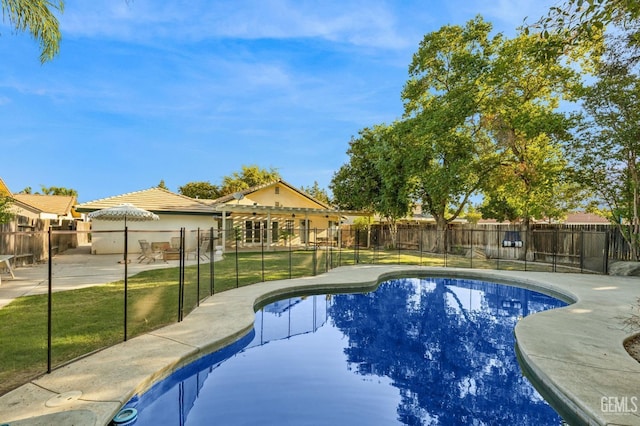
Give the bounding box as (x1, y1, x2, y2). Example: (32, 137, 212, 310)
(1, 0, 554, 203)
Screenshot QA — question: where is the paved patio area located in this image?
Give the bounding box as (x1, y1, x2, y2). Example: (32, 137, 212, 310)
(0, 244, 204, 309)
(0, 264, 639, 425)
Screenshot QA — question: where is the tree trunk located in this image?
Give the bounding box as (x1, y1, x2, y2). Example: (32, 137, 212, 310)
(434, 216, 448, 253)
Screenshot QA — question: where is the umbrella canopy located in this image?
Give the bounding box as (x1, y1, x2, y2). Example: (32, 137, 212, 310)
(88, 203, 159, 224)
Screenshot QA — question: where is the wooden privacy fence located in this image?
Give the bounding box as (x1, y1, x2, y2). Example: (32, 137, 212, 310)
(0, 216, 88, 265)
(354, 223, 623, 274)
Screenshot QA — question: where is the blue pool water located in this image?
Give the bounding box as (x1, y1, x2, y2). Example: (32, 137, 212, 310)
(123, 278, 567, 425)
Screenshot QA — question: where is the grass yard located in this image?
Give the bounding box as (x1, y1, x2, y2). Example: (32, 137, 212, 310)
(0, 247, 565, 395)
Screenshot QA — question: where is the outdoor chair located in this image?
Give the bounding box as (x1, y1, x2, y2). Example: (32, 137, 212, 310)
(199, 239, 211, 261)
(138, 240, 164, 263)
(187, 239, 210, 261)
(170, 237, 181, 250)
(136, 240, 148, 261)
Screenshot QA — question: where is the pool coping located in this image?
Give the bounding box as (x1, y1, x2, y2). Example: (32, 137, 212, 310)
(0, 265, 639, 425)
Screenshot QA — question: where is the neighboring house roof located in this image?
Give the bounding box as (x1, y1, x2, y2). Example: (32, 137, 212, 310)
(477, 212, 611, 225)
(12, 194, 77, 217)
(75, 187, 214, 215)
(0, 178, 12, 197)
(563, 211, 610, 225)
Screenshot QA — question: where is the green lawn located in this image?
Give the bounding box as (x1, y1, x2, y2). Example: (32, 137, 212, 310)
(0, 247, 564, 395)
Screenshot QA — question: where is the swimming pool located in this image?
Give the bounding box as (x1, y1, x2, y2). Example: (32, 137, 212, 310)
(120, 277, 566, 425)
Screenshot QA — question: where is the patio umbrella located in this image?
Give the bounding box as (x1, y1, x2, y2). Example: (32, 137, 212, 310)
(87, 203, 159, 341)
(87, 203, 159, 225)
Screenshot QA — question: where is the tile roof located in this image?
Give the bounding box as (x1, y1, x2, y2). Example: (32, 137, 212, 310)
(564, 211, 610, 224)
(12, 194, 77, 216)
(75, 187, 214, 215)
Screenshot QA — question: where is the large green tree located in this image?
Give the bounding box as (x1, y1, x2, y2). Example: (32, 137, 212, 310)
(479, 32, 583, 225)
(531, 0, 639, 40)
(570, 32, 640, 259)
(1, 0, 64, 63)
(402, 17, 502, 248)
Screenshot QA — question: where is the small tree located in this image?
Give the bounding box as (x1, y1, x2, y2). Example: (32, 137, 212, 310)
(331, 124, 413, 247)
(39, 185, 78, 196)
(0, 196, 14, 224)
(178, 181, 221, 199)
(300, 181, 331, 205)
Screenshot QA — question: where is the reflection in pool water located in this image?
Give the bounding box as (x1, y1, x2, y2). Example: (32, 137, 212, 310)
(126, 278, 567, 425)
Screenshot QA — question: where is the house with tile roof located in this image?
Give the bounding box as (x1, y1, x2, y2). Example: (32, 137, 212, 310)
(11, 194, 78, 223)
(0, 179, 82, 263)
(208, 179, 347, 249)
(76, 180, 354, 254)
(0, 177, 77, 224)
(75, 187, 216, 254)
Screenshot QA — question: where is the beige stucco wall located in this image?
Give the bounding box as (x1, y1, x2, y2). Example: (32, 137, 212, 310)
(90, 214, 218, 254)
(244, 184, 323, 209)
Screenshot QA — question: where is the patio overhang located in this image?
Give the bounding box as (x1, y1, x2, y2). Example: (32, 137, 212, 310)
(212, 204, 370, 218)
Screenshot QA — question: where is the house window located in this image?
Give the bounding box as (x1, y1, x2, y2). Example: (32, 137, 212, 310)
(275, 201, 280, 207)
(275, 186, 280, 195)
(285, 219, 294, 235)
(245, 220, 273, 243)
(245, 220, 262, 243)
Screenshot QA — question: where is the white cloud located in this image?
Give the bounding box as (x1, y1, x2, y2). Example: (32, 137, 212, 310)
(61, 0, 413, 50)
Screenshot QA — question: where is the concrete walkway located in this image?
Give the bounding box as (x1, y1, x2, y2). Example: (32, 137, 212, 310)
(0, 244, 204, 309)
(0, 265, 639, 425)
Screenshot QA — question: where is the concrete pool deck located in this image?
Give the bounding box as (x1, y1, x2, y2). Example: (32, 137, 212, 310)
(0, 265, 639, 425)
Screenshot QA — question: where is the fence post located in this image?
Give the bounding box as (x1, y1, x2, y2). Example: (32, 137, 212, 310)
(47, 227, 53, 373)
(417, 227, 422, 266)
(337, 227, 342, 267)
(178, 228, 185, 322)
(580, 230, 584, 273)
(124, 226, 129, 340)
(496, 227, 500, 270)
(235, 226, 240, 288)
(261, 230, 265, 282)
(604, 230, 610, 274)
(288, 231, 292, 279)
(313, 228, 317, 276)
(196, 228, 201, 307)
(210, 227, 214, 295)
(524, 227, 529, 272)
(469, 228, 473, 269)
(553, 227, 558, 272)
